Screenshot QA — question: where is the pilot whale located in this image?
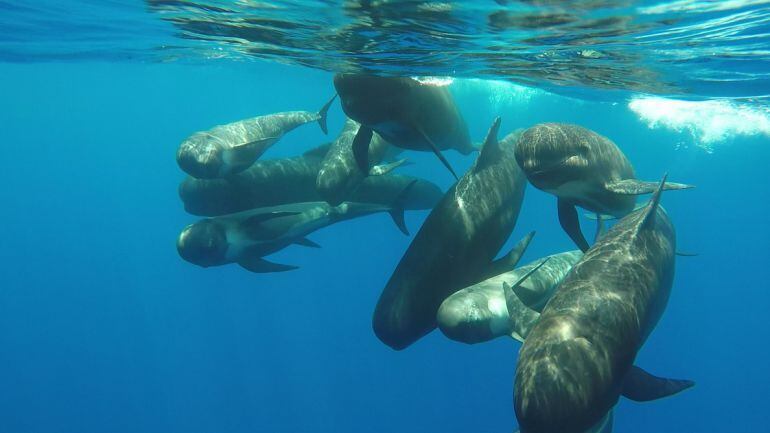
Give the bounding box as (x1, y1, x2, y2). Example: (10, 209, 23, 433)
(316, 118, 406, 206)
(510, 176, 694, 433)
(372, 120, 526, 350)
(333, 74, 474, 179)
(179, 144, 442, 217)
(514, 123, 693, 252)
(437, 242, 582, 345)
(177, 194, 411, 273)
(177, 95, 336, 179)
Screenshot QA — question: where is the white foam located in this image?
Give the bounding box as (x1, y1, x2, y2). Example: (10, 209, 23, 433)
(628, 96, 770, 150)
(450, 78, 543, 111)
(639, 0, 770, 14)
(411, 76, 454, 86)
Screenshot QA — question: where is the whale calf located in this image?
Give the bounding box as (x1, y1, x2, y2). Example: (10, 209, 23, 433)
(316, 118, 406, 206)
(177, 195, 410, 273)
(511, 176, 694, 433)
(372, 120, 527, 350)
(177, 95, 336, 179)
(333, 74, 474, 179)
(437, 244, 582, 345)
(514, 123, 692, 252)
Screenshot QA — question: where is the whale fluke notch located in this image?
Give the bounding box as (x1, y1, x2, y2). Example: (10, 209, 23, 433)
(316, 94, 337, 135)
(503, 257, 549, 342)
(621, 365, 695, 402)
(558, 198, 590, 252)
(481, 230, 536, 282)
(473, 116, 502, 173)
(605, 178, 694, 195)
(237, 256, 298, 273)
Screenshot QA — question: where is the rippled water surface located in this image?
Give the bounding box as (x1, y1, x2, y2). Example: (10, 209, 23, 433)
(3, 0, 770, 100)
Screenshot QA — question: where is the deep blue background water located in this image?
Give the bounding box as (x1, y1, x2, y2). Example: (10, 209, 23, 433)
(1, 60, 769, 433)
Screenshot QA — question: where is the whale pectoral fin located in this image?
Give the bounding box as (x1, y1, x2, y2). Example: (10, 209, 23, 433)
(594, 213, 605, 243)
(369, 158, 409, 176)
(558, 198, 590, 252)
(352, 126, 374, 173)
(605, 179, 695, 195)
(481, 231, 536, 281)
(415, 125, 459, 180)
(621, 365, 695, 402)
(294, 237, 321, 248)
(503, 258, 549, 342)
(238, 256, 298, 273)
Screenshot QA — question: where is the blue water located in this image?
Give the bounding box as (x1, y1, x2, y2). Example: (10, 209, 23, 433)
(1, 2, 770, 433)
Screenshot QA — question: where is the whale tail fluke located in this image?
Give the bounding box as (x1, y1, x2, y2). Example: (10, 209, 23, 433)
(388, 180, 417, 236)
(317, 94, 337, 135)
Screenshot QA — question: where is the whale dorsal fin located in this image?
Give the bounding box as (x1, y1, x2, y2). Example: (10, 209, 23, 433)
(638, 174, 667, 232)
(605, 178, 694, 195)
(503, 257, 550, 342)
(622, 365, 695, 402)
(472, 117, 502, 173)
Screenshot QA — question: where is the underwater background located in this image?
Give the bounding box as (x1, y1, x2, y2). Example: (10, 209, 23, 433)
(1, 1, 770, 433)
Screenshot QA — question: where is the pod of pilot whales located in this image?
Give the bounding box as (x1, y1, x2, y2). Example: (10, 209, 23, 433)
(175, 74, 697, 433)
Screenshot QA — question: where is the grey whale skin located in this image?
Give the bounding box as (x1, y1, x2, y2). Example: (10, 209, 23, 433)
(514, 123, 692, 252)
(179, 145, 442, 217)
(333, 74, 474, 179)
(176, 96, 335, 179)
(437, 249, 582, 345)
(372, 120, 526, 350)
(512, 178, 693, 433)
(176, 199, 408, 273)
(316, 118, 403, 206)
